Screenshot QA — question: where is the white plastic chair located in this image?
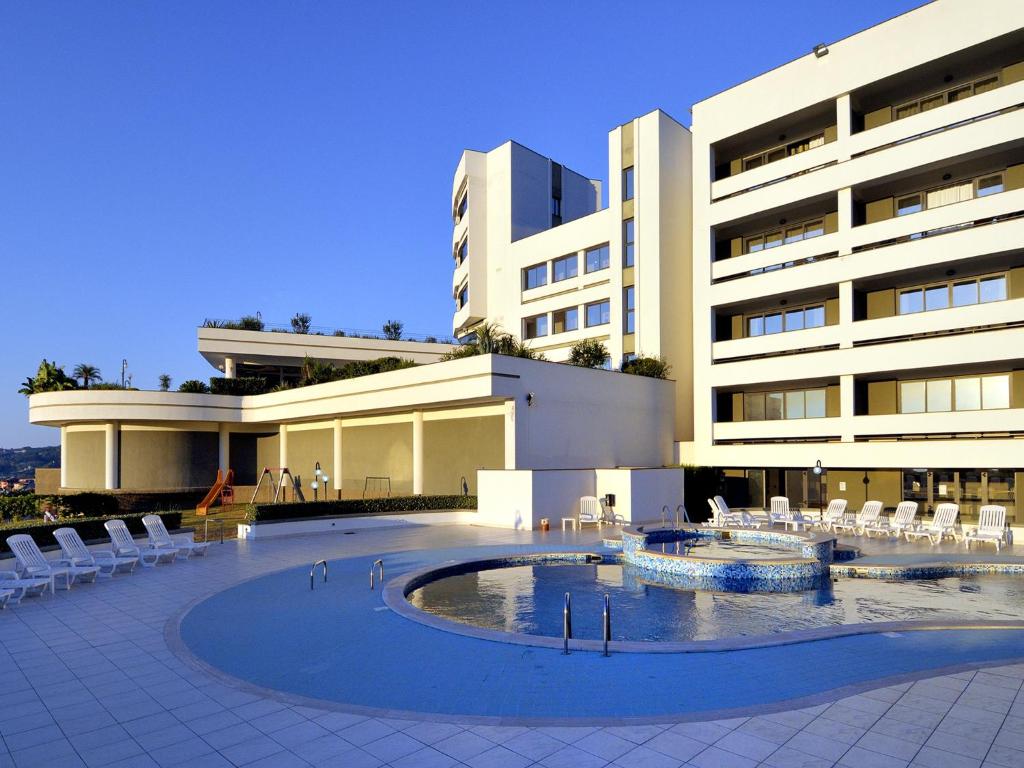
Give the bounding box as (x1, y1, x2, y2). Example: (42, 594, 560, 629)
(769, 496, 791, 525)
(0, 570, 50, 603)
(0, 589, 12, 609)
(905, 503, 960, 545)
(578, 497, 603, 528)
(143, 515, 209, 558)
(5, 534, 99, 593)
(815, 499, 848, 532)
(832, 501, 883, 536)
(865, 501, 918, 538)
(104, 520, 174, 567)
(965, 506, 1008, 552)
(54, 527, 138, 577)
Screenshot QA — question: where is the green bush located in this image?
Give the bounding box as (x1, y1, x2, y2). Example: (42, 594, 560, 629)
(209, 377, 271, 395)
(568, 339, 609, 368)
(178, 379, 210, 393)
(0, 511, 183, 554)
(0, 494, 39, 521)
(621, 355, 671, 379)
(247, 495, 478, 523)
(0, 492, 120, 523)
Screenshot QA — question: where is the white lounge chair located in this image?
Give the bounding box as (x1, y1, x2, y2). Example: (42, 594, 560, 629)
(716, 496, 765, 528)
(964, 506, 1008, 552)
(832, 500, 883, 536)
(143, 515, 209, 558)
(0, 570, 51, 603)
(904, 503, 960, 545)
(815, 499, 848, 532)
(703, 497, 739, 527)
(5, 534, 99, 593)
(0, 588, 13, 609)
(578, 497, 603, 528)
(864, 501, 918, 538)
(54, 528, 138, 577)
(104, 520, 175, 567)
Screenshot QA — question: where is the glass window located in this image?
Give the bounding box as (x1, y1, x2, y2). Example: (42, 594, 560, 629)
(955, 377, 981, 411)
(982, 375, 1010, 409)
(623, 219, 635, 267)
(622, 166, 634, 201)
(745, 235, 764, 254)
(899, 289, 924, 314)
(765, 392, 784, 420)
(585, 300, 610, 327)
(744, 393, 765, 421)
(785, 391, 805, 419)
(948, 84, 971, 102)
(763, 313, 783, 335)
(785, 309, 805, 331)
(747, 316, 764, 337)
(804, 220, 825, 239)
(585, 244, 609, 273)
(456, 239, 468, 264)
(920, 93, 944, 112)
(784, 226, 804, 245)
(806, 389, 826, 418)
(974, 75, 999, 95)
(897, 194, 922, 216)
(764, 230, 783, 249)
(552, 254, 577, 282)
(552, 307, 578, 334)
(900, 381, 926, 413)
(551, 197, 561, 217)
(977, 174, 1004, 197)
(980, 276, 1007, 303)
(804, 305, 825, 328)
(744, 155, 763, 171)
(924, 285, 949, 311)
(952, 281, 978, 307)
(524, 315, 548, 339)
(624, 287, 635, 334)
(927, 379, 952, 412)
(458, 285, 468, 307)
(895, 102, 919, 120)
(766, 147, 786, 164)
(523, 263, 547, 290)
(456, 194, 467, 222)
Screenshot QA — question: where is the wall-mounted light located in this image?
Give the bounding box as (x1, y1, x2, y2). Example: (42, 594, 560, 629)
(944, 74, 954, 83)
(780, 299, 788, 306)
(526, 392, 536, 407)
(779, 218, 788, 225)
(813, 43, 829, 58)
(946, 269, 956, 277)
(942, 173, 952, 181)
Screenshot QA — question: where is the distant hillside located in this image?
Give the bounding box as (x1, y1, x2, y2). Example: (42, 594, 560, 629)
(0, 446, 59, 478)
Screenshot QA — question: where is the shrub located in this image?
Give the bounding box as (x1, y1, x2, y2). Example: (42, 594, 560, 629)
(440, 322, 543, 361)
(247, 495, 477, 523)
(621, 355, 671, 379)
(1, 492, 122, 523)
(382, 320, 404, 340)
(18, 359, 78, 396)
(0, 511, 183, 554)
(291, 312, 312, 334)
(204, 315, 265, 331)
(178, 379, 210, 393)
(158, 374, 172, 391)
(568, 339, 609, 369)
(209, 377, 271, 396)
(0, 494, 40, 522)
(89, 382, 134, 390)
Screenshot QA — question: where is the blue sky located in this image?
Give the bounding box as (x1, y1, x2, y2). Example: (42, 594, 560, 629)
(0, 0, 921, 447)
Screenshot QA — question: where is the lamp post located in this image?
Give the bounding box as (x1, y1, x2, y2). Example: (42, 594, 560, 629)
(322, 474, 330, 499)
(812, 459, 824, 519)
(310, 480, 319, 501)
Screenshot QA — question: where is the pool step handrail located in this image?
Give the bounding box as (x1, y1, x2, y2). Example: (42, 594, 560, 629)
(310, 559, 327, 590)
(661, 505, 670, 527)
(676, 504, 690, 526)
(369, 559, 384, 589)
(602, 593, 611, 657)
(563, 592, 572, 655)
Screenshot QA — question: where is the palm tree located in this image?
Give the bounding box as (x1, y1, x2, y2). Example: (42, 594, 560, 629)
(19, 360, 78, 396)
(73, 364, 101, 389)
(158, 374, 172, 391)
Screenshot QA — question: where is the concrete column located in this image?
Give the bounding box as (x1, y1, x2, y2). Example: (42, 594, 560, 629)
(218, 424, 230, 474)
(412, 411, 424, 495)
(333, 418, 343, 499)
(504, 399, 517, 470)
(104, 422, 119, 490)
(840, 374, 855, 443)
(60, 426, 68, 489)
(835, 93, 852, 159)
(838, 280, 854, 349)
(278, 424, 288, 469)
(224, 357, 236, 379)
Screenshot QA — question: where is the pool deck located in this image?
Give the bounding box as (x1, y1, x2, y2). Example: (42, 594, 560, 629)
(2, 524, 1024, 768)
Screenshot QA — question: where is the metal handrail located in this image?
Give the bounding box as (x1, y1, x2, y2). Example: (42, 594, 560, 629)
(310, 560, 327, 590)
(661, 505, 670, 527)
(369, 559, 384, 590)
(203, 517, 226, 544)
(676, 504, 689, 527)
(602, 593, 611, 657)
(563, 592, 572, 655)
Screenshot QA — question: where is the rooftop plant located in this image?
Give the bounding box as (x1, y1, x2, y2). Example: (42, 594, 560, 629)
(621, 355, 671, 379)
(18, 359, 78, 396)
(440, 322, 543, 361)
(73, 363, 101, 389)
(567, 339, 609, 369)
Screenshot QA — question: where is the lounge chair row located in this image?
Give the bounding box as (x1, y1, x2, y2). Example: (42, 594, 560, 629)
(0, 515, 209, 608)
(705, 496, 1011, 551)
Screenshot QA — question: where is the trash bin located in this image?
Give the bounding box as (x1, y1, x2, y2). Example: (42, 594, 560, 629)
(540, 518, 550, 532)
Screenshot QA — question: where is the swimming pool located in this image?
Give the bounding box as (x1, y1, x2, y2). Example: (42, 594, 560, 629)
(408, 560, 1024, 643)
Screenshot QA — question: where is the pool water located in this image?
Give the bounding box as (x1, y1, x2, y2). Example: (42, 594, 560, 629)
(408, 562, 1024, 642)
(650, 538, 801, 560)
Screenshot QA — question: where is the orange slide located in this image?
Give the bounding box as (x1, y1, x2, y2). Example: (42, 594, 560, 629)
(197, 469, 234, 516)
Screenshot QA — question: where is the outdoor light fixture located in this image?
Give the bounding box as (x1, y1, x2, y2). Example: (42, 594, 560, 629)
(311, 479, 319, 501)
(813, 43, 829, 58)
(322, 474, 330, 498)
(526, 392, 535, 406)
(812, 460, 823, 518)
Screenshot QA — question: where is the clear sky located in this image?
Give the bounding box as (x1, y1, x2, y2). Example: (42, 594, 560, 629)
(1, 0, 922, 447)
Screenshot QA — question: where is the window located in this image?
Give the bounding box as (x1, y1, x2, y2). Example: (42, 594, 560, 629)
(585, 244, 610, 273)
(455, 193, 468, 223)
(623, 219, 635, 267)
(900, 381, 926, 413)
(740, 130, 827, 172)
(952, 280, 978, 307)
(983, 374, 1010, 409)
(742, 215, 828, 254)
(746, 303, 825, 336)
(552, 254, 578, 282)
(955, 377, 981, 411)
(523, 263, 547, 290)
(747, 316, 764, 337)
(585, 300, 610, 327)
(901, 374, 1011, 413)
(551, 198, 561, 216)
(806, 389, 826, 418)
(785, 391, 805, 419)
(622, 166, 634, 201)
(892, 71, 1003, 123)
(763, 312, 783, 335)
(552, 307, 578, 334)
(456, 238, 468, 265)
(744, 393, 766, 420)
(893, 169, 1008, 218)
(624, 287, 635, 334)
(742, 388, 827, 421)
(765, 392, 784, 420)
(524, 314, 548, 339)
(804, 305, 825, 328)
(899, 289, 924, 314)
(897, 194, 923, 216)
(924, 285, 948, 311)
(927, 379, 952, 412)
(457, 284, 468, 308)
(764, 230, 783, 249)
(784, 309, 805, 332)
(977, 174, 1004, 197)
(897, 273, 1007, 315)
(980, 276, 1007, 303)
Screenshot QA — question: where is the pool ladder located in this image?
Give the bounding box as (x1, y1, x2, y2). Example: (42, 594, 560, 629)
(661, 504, 690, 529)
(562, 592, 612, 657)
(310, 559, 327, 590)
(369, 559, 384, 589)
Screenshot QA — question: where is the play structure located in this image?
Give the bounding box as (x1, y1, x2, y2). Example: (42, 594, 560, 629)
(196, 469, 234, 516)
(250, 467, 306, 504)
(363, 476, 391, 499)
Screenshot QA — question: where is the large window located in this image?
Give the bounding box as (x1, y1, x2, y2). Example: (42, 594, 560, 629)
(523, 263, 547, 290)
(897, 273, 1007, 315)
(744, 215, 827, 254)
(747, 303, 825, 337)
(455, 238, 468, 265)
(552, 254, 577, 282)
(622, 166, 634, 201)
(742, 388, 827, 421)
(455, 192, 468, 224)
(624, 286, 635, 334)
(457, 284, 468, 308)
(524, 314, 548, 340)
(892, 71, 1002, 122)
(894, 171, 1005, 217)
(552, 307, 578, 334)
(741, 130, 826, 173)
(585, 244, 610, 273)
(900, 374, 1011, 413)
(623, 219, 635, 267)
(585, 300, 610, 327)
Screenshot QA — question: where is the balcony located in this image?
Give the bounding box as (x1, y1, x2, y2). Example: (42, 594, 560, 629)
(712, 140, 841, 202)
(713, 418, 842, 442)
(713, 325, 839, 362)
(712, 231, 841, 283)
(851, 297, 1024, 346)
(852, 408, 1024, 438)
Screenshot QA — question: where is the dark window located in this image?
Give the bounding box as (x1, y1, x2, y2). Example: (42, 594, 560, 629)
(585, 244, 610, 273)
(523, 263, 547, 290)
(624, 287, 635, 333)
(623, 219, 635, 267)
(622, 166, 634, 201)
(553, 254, 577, 282)
(586, 300, 610, 327)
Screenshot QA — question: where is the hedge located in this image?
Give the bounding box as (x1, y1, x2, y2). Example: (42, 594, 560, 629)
(0, 492, 119, 523)
(209, 376, 271, 396)
(0, 511, 183, 555)
(247, 495, 478, 523)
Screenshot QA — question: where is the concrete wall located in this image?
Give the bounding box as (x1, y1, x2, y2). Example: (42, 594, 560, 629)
(64, 429, 104, 489)
(342, 421, 413, 496)
(120, 429, 218, 490)
(34, 468, 60, 495)
(422, 415, 504, 495)
(286, 427, 332, 488)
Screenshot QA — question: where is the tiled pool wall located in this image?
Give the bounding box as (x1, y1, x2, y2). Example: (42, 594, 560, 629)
(401, 551, 606, 595)
(620, 525, 833, 585)
(831, 561, 1024, 579)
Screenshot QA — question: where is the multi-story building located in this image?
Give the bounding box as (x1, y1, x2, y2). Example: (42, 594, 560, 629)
(690, 0, 1024, 520)
(451, 110, 694, 441)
